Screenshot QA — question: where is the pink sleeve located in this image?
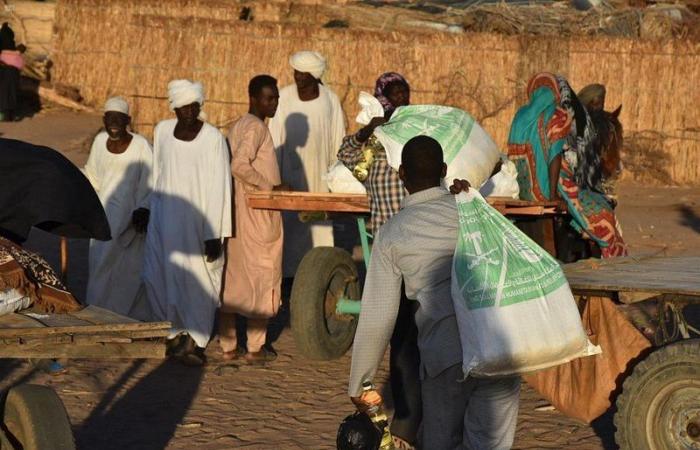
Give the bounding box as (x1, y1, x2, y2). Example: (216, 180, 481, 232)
(229, 120, 274, 191)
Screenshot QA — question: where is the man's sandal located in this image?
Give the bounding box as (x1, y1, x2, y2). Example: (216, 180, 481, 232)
(222, 347, 246, 361)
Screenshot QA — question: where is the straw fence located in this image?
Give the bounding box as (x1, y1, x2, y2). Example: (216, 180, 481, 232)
(52, 0, 700, 185)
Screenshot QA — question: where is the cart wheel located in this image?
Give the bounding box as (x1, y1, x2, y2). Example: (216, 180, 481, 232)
(291, 247, 360, 360)
(615, 339, 700, 450)
(3, 384, 75, 450)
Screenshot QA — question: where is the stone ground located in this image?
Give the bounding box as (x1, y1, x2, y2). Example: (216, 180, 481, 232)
(1, 109, 699, 449)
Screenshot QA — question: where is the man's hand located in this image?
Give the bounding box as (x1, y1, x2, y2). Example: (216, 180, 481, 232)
(358, 117, 387, 142)
(132, 208, 150, 233)
(350, 388, 383, 413)
(449, 179, 471, 195)
(272, 184, 291, 192)
(204, 239, 222, 262)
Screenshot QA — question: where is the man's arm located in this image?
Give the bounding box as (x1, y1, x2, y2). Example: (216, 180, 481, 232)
(348, 231, 403, 397)
(230, 123, 273, 191)
(337, 118, 387, 171)
(337, 134, 364, 170)
(203, 132, 233, 261)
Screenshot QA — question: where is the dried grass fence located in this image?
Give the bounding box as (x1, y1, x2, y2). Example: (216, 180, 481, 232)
(52, 0, 700, 185)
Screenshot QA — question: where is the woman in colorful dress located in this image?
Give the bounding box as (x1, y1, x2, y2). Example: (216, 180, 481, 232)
(508, 72, 627, 258)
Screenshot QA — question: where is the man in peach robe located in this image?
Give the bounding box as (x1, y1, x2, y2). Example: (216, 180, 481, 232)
(220, 75, 284, 363)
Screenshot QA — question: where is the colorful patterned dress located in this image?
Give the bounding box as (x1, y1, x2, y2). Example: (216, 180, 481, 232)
(508, 73, 627, 258)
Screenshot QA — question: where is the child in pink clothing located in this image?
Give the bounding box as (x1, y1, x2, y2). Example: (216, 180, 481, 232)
(0, 48, 25, 71)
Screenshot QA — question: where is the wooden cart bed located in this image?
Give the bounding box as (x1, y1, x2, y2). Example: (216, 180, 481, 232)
(0, 306, 170, 359)
(563, 256, 700, 302)
(246, 191, 566, 216)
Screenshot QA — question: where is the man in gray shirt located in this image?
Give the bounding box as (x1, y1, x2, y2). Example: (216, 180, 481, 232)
(348, 136, 520, 450)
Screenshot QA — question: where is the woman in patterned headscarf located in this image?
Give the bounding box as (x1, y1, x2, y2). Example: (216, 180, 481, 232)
(508, 72, 627, 258)
(337, 72, 410, 233)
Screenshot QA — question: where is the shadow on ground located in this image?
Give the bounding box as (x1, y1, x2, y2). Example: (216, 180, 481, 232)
(76, 360, 203, 450)
(678, 205, 700, 234)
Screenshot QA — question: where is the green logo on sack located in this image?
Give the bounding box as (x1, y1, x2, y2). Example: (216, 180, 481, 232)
(380, 105, 475, 164)
(454, 197, 567, 310)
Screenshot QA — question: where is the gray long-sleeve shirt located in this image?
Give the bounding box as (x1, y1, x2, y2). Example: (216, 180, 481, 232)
(348, 187, 463, 396)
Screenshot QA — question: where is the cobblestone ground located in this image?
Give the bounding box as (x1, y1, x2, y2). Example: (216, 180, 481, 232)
(0, 331, 613, 450)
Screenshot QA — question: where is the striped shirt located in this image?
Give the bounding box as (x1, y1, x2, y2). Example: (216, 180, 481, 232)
(337, 132, 406, 235)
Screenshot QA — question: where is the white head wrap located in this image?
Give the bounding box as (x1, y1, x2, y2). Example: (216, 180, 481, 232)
(289, 51, 327, 80)
(104, 96, 129, 115)
(168, 79, 205, 111)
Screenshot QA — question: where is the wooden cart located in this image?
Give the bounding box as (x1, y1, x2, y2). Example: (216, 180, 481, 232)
(0, 305, 169, 360)
(0, 306, 169, 449)
(247, 191, 567, 360)
(563, 256, 700, 450)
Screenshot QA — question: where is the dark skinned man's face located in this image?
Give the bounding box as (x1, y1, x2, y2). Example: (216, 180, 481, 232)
(386, 82, 410, 109)
(174, 102, 201, 127)
(293, 70, 317, 90)
(253, 85, 280, 119)
(103, 111, 130, 140)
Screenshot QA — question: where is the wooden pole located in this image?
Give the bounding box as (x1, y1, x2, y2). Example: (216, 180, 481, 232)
(60, 237, 68, 284)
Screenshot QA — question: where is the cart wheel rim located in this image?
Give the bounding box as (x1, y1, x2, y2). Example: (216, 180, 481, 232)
(646, 379, 700, 450)
(323, 266, 357, 337)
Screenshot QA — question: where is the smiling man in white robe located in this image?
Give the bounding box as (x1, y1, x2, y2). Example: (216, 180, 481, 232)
(268, 50, 346, 277)
(143, 80, 232, 366)
(84, 96, 152, 319)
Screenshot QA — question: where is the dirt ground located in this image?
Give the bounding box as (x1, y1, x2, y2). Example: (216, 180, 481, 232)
(0, 109, 699, 450)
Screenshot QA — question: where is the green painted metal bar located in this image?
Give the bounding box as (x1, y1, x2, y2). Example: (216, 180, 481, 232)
(357, 217, 372, 267)
(336, 298, 362, 315)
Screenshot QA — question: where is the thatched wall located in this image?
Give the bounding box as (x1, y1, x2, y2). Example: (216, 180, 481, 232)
(52, 0, 700, 185)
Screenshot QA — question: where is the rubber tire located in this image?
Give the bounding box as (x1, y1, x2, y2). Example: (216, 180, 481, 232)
(290, 247, 360, 360)
(3, 384, 75, 450)
(615, 339, 700, 450)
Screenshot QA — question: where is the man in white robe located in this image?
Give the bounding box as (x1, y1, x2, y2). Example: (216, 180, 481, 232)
(268, 50, 346, 276)
(84, 96, 152, 319)
(143, 80, 232, 365)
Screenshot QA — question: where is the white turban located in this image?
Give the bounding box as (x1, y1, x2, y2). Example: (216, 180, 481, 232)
(289, 51, 327, 80)
(104, 96, 129, 115)
(167, 79, 205, 111)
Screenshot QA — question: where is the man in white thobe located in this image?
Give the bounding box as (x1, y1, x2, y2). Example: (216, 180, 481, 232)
(268, 50, 346, 276)
(143, 80, 232, 365)
(84, 96, 152, 319)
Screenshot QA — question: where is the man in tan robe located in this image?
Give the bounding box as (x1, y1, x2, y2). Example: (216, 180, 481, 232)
(220, 75, 284, 363)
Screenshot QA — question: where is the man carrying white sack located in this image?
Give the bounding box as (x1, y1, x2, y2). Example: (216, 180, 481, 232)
(84, 96, 152, 320)
(143, 80, 232, 366)
(268, 50, 346, 277)
(348, 136, 520, 450)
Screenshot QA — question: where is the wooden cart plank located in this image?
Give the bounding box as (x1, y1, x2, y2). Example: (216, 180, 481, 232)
(246, 191, 567, 215)
(21, 313, 94, 328)
(69, 305, 140, 325)
(0, 313, 46, 329)
(0, 329, 170, 346)
(564, 256, 700, 298)
(246, 191, 369, 213)
(0, 320, 171, 338)
(0, 342, 165, 359)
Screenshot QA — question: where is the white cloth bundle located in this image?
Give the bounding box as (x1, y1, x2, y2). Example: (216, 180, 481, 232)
(325, 161, 367, 194)
(479, 159, 520, 199)
(355, 91, 385, 125)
